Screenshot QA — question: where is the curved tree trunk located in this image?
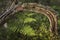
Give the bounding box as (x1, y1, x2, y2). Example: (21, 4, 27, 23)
(0, 1, 58, 40)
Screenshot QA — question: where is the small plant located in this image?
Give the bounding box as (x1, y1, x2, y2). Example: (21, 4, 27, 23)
(6, 12, 51, 40)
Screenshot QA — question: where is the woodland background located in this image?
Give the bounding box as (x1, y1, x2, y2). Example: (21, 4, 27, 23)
(0, 0, 60, 40)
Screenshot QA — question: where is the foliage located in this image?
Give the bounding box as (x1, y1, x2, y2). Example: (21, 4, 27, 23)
(0, 11, 50, 40)
(0, 0, 60, 40)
